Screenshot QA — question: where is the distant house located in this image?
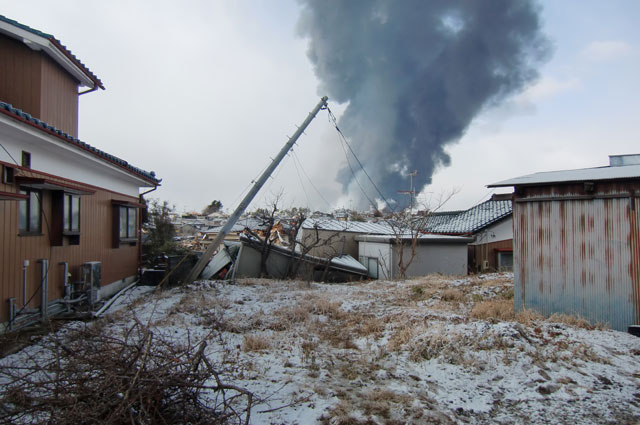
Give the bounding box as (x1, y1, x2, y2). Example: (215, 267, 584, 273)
(0, 16, 160, 330)
(424, 196, 513, 272)
(200, 235, 368, 283)
(299, 217, 394, 259)
(356, 233, 473, 279)
(489, 154, 640, 331)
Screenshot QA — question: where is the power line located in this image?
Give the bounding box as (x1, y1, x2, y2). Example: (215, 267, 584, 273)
(290, 149, 332, 209)
(334, 128, 378, 209)
(289, 150, 312, 209)
(326, 106, 393, 211)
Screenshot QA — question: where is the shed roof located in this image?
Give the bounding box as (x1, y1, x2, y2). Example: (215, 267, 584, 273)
(425, 199, 512, 235)
(0, 101, 160, 185)
(489, 163, 640, 187)
(0, 15, 104, 90)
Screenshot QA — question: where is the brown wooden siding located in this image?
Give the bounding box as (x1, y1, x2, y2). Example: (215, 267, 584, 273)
(469, 239, 513, 273)
(1, 166, 140, 324)
(39, 55, 79, 137)
(0, 35, 42, 119)
(0, 34, 79, 137)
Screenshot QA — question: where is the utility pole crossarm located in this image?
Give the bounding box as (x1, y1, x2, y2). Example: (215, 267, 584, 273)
(182, 96, 329, 285)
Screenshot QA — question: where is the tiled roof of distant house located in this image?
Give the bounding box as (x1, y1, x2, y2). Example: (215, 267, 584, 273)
(0, 102, 160, 184)
(426, 199, 512, 235)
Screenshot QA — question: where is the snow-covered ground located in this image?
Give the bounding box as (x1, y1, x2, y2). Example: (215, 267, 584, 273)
(3, 274, 640, 424)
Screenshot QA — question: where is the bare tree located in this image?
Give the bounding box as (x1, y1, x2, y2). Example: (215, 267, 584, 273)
(285, 215, 344, 280)
(244, 191, 284, 277)
(385, 190, 458, 279)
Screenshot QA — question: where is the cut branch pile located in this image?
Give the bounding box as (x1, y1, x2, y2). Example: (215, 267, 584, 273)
(0, 320, 252, 425)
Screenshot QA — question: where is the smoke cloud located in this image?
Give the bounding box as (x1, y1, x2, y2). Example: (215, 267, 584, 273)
(297, 0, 550, 209)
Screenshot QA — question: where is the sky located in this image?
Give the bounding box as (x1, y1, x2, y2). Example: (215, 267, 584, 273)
(2, 1, 639, 214)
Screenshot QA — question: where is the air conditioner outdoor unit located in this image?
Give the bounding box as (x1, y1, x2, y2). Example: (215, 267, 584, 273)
(81, 261, 101, 304)
(482, 260, 489, 271)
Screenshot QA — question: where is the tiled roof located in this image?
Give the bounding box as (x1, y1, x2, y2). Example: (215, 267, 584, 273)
(302, 217, 395, 235)
(0, 15, 104, 89)
(0, 102, 160, 184)
(426, 200, 512, 235)
(420, 210, 463, 231)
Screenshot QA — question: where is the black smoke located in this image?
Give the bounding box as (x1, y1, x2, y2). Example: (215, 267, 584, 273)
(297, 0, 550, 209)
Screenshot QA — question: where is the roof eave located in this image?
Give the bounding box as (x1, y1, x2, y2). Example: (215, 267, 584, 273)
(0, 19, 103, 90)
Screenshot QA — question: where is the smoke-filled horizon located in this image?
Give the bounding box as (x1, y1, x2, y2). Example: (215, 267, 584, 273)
(298, 0, 550, 210)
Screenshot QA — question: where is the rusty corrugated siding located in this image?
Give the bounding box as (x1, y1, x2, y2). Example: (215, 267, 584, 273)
(513, 183, 640, 331)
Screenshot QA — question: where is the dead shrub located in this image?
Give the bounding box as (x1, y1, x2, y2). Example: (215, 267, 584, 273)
(242, 334, 271, 352)
(301, 339, 318, 365)
(0, 321, 253, 425)
(471, 299, 514, 321)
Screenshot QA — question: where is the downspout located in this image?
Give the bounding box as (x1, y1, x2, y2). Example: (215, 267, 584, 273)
(138, 186, 159, 280)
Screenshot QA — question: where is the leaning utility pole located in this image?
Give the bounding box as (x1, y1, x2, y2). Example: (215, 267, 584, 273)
(182, 96, 329, 285)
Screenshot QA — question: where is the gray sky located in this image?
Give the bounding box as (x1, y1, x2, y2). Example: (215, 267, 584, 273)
(3, 1, 639, 214)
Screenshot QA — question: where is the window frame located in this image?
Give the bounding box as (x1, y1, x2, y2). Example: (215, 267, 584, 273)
(112, 201, 140, 247)
(18, 188, 42, 235)
(21, 151, 31, 168)
(63, 193, 81, 235)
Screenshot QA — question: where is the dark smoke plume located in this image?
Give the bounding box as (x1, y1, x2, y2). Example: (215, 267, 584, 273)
(297, 0, 550, 209)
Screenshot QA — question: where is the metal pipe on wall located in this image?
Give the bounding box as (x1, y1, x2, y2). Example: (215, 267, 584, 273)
(39, 259, 48, 320)
(22, 259, 29, 307)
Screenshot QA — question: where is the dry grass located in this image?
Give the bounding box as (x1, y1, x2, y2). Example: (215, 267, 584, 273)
(316, 322, 358, 349)
(361, 388, 411, 419)
(355, 315, 386, 337)
(387, 326, 414, 351)
(548, 313, 599, 330)
(274, 304, 311, 323)
(308, 297, 345, 319)
(471, 299, 514, 321)
(515, 309, 545, 326)
(242, 334, 271, 352)
(441, 288, 464, 302)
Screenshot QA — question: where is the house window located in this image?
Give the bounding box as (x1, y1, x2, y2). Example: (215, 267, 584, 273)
(21, 151, 31, 168)
(497, 251, 513, 272)
(63, 193, 80, 233)
(18, 189, 41, 234)
(2, 165, 14, 184)
(119, 206, 137, 240)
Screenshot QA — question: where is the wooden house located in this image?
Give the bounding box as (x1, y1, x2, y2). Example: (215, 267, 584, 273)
(0, 16, 160, 330)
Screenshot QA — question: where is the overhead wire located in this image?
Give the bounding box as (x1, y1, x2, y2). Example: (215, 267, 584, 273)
(290, 149, 333, 209)
(326, 106, 393, 211)
(289, 150, 312, 209)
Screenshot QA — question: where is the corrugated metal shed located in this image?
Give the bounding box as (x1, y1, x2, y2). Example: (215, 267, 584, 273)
(491, 156, 640, 331)
(490, 164, 640, 187)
